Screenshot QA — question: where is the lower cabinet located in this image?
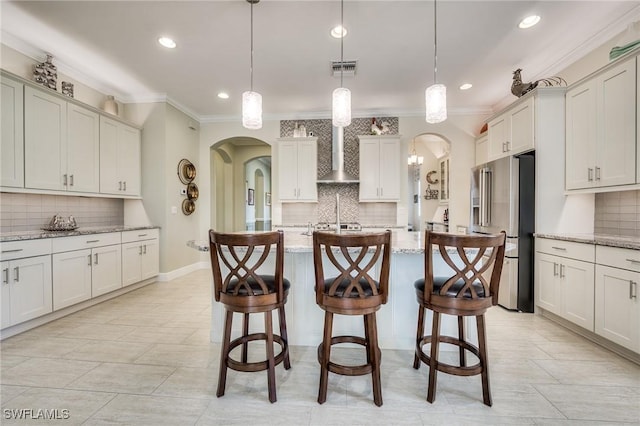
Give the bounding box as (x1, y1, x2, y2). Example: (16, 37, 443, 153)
(122, 229, 159, 286)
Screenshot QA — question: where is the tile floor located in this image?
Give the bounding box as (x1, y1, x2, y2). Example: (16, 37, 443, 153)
(1, 269, 639, 425)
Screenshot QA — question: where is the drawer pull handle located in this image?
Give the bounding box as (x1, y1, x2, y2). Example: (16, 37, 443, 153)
(138, 234, 148, 237)
(630, 281, 637, 300)
(551, 246, 567, 251)
(1, 249, 23, 254)
(625, 258, 640, 264)
(86, 240, 100, 244)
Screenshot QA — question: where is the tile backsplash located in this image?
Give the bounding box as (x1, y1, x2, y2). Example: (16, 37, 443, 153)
(594, 190, 640, 237)
(0, 193, 124, 233)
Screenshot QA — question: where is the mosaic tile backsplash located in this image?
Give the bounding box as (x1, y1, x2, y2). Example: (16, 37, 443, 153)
(594, 190, 640, 237)
(0, 193, 124, 233)
(280, 117, 399, 226)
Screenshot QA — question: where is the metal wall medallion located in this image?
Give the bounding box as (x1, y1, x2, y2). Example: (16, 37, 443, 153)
(178, 158, 196, 184)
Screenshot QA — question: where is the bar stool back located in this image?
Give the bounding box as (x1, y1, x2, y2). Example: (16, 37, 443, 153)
(209, 230, 291, 403)
(413, 230, 506, 406)
(312, 230, 391, 406)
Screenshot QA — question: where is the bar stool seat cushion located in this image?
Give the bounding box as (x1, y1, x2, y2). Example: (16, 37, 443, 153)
(323, 277, 379, 298)
(414, 277, 486, 299)
(226, 276, 291, 296)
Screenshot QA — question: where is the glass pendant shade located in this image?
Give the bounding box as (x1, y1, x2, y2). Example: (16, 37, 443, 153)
(242, 91, 262, 130)
(332, 87, 351, 127)
(425, 83, 447, 124)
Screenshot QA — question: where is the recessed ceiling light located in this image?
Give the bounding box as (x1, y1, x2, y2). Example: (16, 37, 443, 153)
(460, 83, 473, 90)
(518, 15, 540, 29)
(217, 92, 229, 99)
(331, 25, 347, 38)
(158, 36, 176, 48)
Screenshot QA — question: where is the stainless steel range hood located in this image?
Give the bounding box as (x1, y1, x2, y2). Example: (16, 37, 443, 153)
(317, 126, 359, 183)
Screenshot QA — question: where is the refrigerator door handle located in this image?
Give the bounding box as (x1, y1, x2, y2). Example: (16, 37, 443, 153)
(483, 169, 492, 227)
(479, 169, 485, 226)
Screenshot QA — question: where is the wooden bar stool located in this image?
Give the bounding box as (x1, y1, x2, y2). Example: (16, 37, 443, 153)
(413, 230, 506, 406)
(208, 230, 291, 403)
(312, 230, 391, 407)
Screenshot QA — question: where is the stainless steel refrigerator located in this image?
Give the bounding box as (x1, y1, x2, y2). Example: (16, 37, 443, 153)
(470, 152, 535, 312)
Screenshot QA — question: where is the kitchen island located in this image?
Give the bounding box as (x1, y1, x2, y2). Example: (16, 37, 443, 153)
(192, 229, 479, 350)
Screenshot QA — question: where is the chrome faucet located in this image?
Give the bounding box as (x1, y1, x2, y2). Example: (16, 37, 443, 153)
(336, 193, 341, 234)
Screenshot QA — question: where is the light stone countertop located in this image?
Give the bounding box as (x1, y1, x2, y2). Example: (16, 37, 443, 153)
(0, 225, 160, 242)
(535, 233, 640, 250)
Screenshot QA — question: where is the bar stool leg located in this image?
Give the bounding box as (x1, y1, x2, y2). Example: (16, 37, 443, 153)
(265, 311, 277, 403)
(366, 313, 383, 407)
(476, 314, 492, 406)
(458, 315, 466, 367)
(413, 305, 425, 369)
(363, 315, 371, 365)
(217, 309, 233, 397)
(278, 305, 291, 370)
(427, 311, 441, 403)
(318, 311, 333, 404)
(241, 313, 250, 364)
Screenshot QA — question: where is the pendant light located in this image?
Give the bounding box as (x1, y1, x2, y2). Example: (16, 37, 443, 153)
(425, 0, 447, 124)
(332, 0, 351, 127)
(242, 0, 262, 130)
(408, 138, 424, 166)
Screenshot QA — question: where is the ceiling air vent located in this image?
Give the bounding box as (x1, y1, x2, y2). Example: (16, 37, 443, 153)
(331, 60, 357, 77)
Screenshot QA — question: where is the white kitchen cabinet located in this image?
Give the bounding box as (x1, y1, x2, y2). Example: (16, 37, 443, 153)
(100, 115, 141, 196)
(52, 232, 122, 309)
(565, 55, 636, 190)
(277, 137, 317, 202)
(475, 133, 488, 166)
(535, 238, 595, 331)
(594, 245, 640, 353)
(358, 135, 400, 202)
(1, 239, 52, 329)
(121, 229, 159, 286)
(1, 75, 24, 188)
(24, 86, 100, 193)
(487, 96, 534, 161)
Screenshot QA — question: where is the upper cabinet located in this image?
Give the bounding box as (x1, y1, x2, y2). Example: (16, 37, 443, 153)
(99, 116, 141, 196)
(277, 137, 317, 202)
(566, 55, 636, 191)
(1, 76, 24, 188)
(358, 135, 400, 202)
(488, 96, 534, 161)
(475, 133, 488, 166)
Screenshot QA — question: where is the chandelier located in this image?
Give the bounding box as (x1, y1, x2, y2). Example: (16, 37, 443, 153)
(425, 0, 447, 124)
(242, 0, 262, 130)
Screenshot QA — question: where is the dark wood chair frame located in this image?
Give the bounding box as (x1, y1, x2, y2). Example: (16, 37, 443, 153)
(209, 230, 291, 403)
(312, 230, 391, 407)
(413, 230, 506, 406)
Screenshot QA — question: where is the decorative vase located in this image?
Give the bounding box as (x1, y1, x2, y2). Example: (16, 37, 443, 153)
(103, 95, 118, 115)
(33, 54, 58, 91)
(61, 81, 74, 98)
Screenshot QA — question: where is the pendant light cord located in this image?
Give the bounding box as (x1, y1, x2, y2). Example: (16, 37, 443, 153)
(340, 0, 344, 88)
(250, 1, 254, 92)
(433, 0, 437, 84)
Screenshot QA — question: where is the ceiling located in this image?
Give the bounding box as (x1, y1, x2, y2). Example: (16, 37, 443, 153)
(2, 1, 639, 123)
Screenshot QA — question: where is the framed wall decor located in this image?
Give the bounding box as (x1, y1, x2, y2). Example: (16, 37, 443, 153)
(248, 188, 255, 205)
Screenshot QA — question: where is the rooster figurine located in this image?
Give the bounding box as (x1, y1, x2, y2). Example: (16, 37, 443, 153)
(511, 68, 567, 98)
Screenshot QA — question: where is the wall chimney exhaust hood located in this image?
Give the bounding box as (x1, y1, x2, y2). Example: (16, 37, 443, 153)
(317, 126, 359, 183)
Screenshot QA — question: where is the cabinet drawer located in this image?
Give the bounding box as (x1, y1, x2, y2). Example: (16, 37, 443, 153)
(0, 239, 52, 261)
(536, 238, 595, 262)
(596, 245, 640, 272)
(122, 228, 159, 243)
(52, 232, 121, 253)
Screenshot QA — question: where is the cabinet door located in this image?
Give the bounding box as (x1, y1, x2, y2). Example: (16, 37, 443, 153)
(119, 124, 141, 196)
(595, 265, 640, 352)
(536, 252, 561, 314)
(24, 86, 67, 191)
(296, 140, 317, 201)
(1, 261, 11, 328)
(509, 97, 534, 154)
(596, 58, 635, 187)
(140, 239, 159, 280)
(92, 244, 122, 297)
(561, 257, 595, 331)
(10, 255, 52, 325)
(122, 242, 142, 286)
(278, 141, 299, 201)
(67, 104, 100, 193)
(475, 135, 488, 166)
(359, 139, 380, 201)
(53, 249, 92, 310)
(99, 116, 119, 194)
(1, 76, 24, 188)
(565, 80, 597, 190)
(487, 114, 508, 161)
(378, 138, 400, 200)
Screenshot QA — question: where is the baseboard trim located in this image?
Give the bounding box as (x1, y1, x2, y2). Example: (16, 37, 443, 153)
(157, 261, 210, 281)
